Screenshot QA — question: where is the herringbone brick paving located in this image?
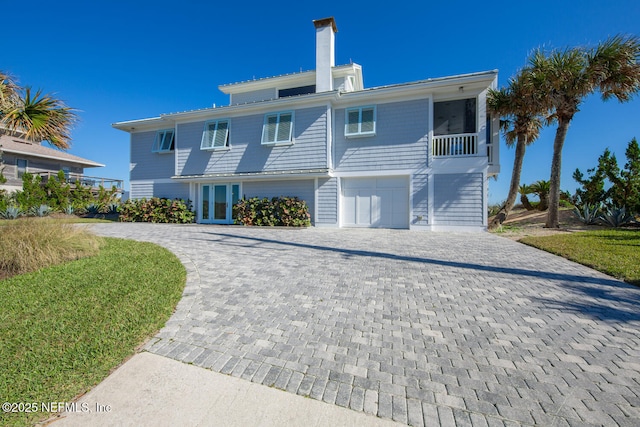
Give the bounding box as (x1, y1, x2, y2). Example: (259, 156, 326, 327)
(90, 223, 640, 426)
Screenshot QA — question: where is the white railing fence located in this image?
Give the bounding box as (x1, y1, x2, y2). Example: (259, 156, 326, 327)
(432, 133, 478, 157)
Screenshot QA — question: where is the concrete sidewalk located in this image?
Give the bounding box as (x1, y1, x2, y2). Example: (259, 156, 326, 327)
(49, 352, 401, 427)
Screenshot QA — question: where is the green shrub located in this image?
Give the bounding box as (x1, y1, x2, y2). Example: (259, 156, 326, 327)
(15, 173, 48, 211)
(233, 196, 311, 227)
(44, 170, 72, 210)
(118, 197, 195, 223)
(71, 183, 94, 213)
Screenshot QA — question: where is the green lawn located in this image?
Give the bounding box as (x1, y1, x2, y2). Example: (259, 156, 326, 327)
(520, 229, 640, 286)
(0, 238, 185, 427)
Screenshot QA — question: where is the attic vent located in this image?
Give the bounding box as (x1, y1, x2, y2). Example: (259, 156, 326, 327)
(278, 85, 316, 98)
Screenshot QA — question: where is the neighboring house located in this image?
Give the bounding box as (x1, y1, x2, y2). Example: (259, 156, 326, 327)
(0, 132, 122, 193)
(113, 17, 500, 231)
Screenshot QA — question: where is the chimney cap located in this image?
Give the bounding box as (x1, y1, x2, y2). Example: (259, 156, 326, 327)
(313, 17, 337, 33)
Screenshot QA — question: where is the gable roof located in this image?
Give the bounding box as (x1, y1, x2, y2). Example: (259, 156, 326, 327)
(0, 134, 104, 168)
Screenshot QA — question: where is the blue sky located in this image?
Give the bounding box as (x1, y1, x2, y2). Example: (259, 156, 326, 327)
(3, 1, 639, 203)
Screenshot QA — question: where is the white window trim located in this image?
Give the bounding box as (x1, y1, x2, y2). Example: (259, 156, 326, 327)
(261, 111, 295, 145)
(201, 119, 231, 151)
(345, 105, 376, 138)
(152, 129, 175, 153)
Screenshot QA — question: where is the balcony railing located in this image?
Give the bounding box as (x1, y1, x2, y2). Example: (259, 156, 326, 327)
(37, 172, 123, 192)
(432, 133, 478, 157)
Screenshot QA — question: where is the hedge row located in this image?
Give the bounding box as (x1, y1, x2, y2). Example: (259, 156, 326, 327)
(118, 198, 195, 223)
(233, 196, 310, 227)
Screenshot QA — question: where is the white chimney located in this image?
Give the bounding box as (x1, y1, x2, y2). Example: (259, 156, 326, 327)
(313, 17, 337, 92)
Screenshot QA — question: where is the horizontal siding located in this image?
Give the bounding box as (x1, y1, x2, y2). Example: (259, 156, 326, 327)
(411, 173, 429, 225)
(130, 181, 190, 201)
(177, 106, 327, 176)
(1, 154, 83, 187)
(433, 173, 484, 225)
(131, 131, 175, 180)
(334, 99, 429, 172)
(316, 177, 338, 224)
(231, 88, 277, 105)
(242, 179, 315, 224)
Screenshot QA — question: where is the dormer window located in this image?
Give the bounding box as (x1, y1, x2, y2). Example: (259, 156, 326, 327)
(201, 119, 230, 150)
(345, 106, 376, 137)
(152, 129, 175, 153)
(262, 112, 294, 145)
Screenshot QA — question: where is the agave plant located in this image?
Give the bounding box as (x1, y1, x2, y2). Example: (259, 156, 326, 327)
(573, 203, 602, 225)
(0, 205, 22, 219)
(600, 206, 635, 227)
(63, 204, 75, 215)
(107, 203, 119, 215)
(86, 203, 102, 215)
(28, 204, 51, 217)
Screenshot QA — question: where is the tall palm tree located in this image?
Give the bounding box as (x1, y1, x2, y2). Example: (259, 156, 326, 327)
(487, 69, 543, 229)
(528, 35, 640, 228)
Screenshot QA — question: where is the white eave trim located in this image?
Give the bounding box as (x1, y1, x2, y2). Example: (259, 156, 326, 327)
(335, 70, 498, 105)
(219, 64, 362, 94)
(172, 168, 331, 182)
(166, 92, 339, 124)
(112, 116, 166, 132)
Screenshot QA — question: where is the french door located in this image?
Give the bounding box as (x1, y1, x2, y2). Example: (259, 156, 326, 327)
(200, 183, 240, 224)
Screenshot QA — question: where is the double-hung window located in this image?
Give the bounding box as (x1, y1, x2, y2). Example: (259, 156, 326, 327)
(201, 119, 230, 150)
(261, 111, 294, 145)
(152, 129, 175, 153)
(345, 106, 376, 137)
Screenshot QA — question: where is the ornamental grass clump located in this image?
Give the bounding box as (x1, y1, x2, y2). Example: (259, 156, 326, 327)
(0, 218, 103, 279)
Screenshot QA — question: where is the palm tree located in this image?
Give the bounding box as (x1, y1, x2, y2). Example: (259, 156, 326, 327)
(0, 71, 20, 113)
(519, 184, 535, 211)
(487, 69, 543, 229)
(1, 87, 77, 150)
(530, 179, 550, 211)
(528, 35, 640, 228)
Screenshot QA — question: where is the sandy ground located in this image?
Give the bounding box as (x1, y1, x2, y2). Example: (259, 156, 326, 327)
(490, 208, 594, 241)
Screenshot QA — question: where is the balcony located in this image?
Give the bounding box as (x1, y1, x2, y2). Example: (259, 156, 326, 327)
(37, 172, 124, 192)
(432, 133, 478, 157)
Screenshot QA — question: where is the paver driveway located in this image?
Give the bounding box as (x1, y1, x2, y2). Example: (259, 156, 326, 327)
(90, 223, 640, 426)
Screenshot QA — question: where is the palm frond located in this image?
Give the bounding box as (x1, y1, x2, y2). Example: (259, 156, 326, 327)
(0, 87, 77, 149)
(0, 71, 21, 113)
(588, 35, 640, 102)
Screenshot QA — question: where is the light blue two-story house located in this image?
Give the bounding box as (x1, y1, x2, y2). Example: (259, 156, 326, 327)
(113, 17, 499, 231)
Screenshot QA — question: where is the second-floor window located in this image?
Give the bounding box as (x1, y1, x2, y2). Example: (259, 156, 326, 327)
(262, 112, 294, 144)
(152, 129, 175, 153)
(345, 106, 376, 137)
(201, 119, 230, 150)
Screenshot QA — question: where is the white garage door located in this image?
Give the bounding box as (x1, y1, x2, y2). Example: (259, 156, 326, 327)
(342, 177, 409, 229)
